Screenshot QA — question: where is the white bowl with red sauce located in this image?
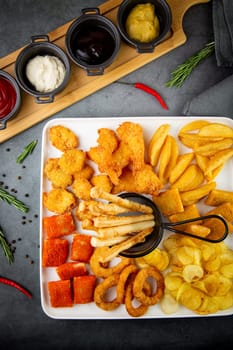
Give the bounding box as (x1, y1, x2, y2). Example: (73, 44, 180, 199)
(0, 70, 21, 130)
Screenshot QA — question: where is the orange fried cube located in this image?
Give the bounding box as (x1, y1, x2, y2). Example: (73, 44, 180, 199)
(56, 262, 87, 280)
(43, 212, 75, 238)
(42, 239, 69, 267)
(73, 275, 96, 304)
(71, 234, 94, 262)
(48, 280, 73, 307)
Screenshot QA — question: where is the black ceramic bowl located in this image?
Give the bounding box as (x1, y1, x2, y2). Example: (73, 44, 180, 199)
(15, 35, 70, 104)
(65, 8, 121, 76)
(117, 0, 172, 53)
(0, 70, 21, 130)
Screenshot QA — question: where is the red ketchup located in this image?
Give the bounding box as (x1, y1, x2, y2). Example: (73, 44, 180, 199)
(0, 76, 17, 119)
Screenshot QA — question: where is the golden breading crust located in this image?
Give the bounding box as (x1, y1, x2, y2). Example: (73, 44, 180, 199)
(43, 189, 76, 214)
(49, 125, 79, 151)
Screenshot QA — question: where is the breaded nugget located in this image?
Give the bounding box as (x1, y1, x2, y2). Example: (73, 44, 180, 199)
(97, 128, 119, 153)
(117, 121, 145, 174)
(73, 164, 94, 181)
(90, 174, 113, 193)
(43, 188, 76, 214)
(44, 158, 73, 188)
(72, 178, 92, 200)
(59, 149, 86, 175)
(49, 125, 79, 151)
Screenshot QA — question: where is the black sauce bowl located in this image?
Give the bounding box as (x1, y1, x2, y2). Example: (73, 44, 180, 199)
(65, 8, 121, 76)
(0, 70, 21, 130)
(15, 35, 70, 104)
(117, 0, 172, 53)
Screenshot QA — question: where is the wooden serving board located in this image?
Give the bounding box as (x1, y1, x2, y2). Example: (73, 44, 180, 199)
(0, 0, 210, 143)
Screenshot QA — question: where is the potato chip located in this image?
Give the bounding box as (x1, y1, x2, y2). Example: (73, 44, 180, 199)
(171, 164, 204, 192)
(220, 263, 233, 279)
(198, 123, 233, 138)
(176, 246, 197, 265)
(160, 293, 179, 314)
(164, 272, 183, 291)
(143, 248, 169, 271)
(213, 292, 233, 310)
(204, 255, 221, 272)
(183, 264, 204, 283)
(179, 285, 203, 310)
(196, 296, 219, 315)
(215, 275, 232, 296)
(148, 124, 170, 167)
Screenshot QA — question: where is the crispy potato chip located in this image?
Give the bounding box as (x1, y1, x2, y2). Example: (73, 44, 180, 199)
(143, 249, 169, 271)
(213, 292, 233, 310)
(169, 153, 194, 184)
(198, 123, 233, 138)
(148, 124, 170, 167)
(220, 263, 233, 279)
(153, 188, 184, 216)
(179, 287, 203, 311)
(215, 275, 232, 296)
(183, 264, 204, 283)
(196, 296, 219, 315)
(176, 246, 197, 265)
(180, 182, 216, 206)
(205, 189, 233, 206)
(165, 273, 184, 291)
(160, 293, 179, 314)
(171, 164, 204, 192)
(204, 255, 221, 272)
(179, 120, 210, 134)
(194, 138, 233, 156)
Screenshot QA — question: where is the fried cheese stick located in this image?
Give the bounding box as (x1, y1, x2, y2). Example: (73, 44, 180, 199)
(91, 235, 129, 247)
(90, 187, 153, 214)
(93, 214, 154, 227)
(99, 228, 153, 263)
(97, 220, 155, 238)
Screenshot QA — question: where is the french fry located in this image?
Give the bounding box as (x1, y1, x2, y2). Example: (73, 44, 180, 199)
(99, 228, 153, 263)
(148, 124, 170, 167)
(198, 123, 233, 138)
(158, 135, 172, 183)
(194, 138, 233, 157)
(169, 153, 194, 184)
(97, 220, 155, 238)
(178, 120, 210, 134)
(205, 189, 233, 206)
(91, 235, 129, 247)
(180, 182, 216, 206)
(171, 164, 204, 192)
(93, 214, 154, 228)
(204, 149, 233, 175)
(90, 187, 153, 214)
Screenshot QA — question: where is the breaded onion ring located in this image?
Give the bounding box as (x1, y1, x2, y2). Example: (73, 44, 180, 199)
(116, 264, 138, 304)
(125, 274, 151, 317)
(90, 247, 132, 278)
(94, 273, 120, 311)
(133, 266, 165, 306)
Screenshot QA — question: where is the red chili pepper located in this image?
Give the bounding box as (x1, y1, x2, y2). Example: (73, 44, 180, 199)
(0, 276, 32, 299)
(134, 82, 168, 110)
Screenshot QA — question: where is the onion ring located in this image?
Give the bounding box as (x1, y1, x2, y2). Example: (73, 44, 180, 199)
(94, 273, 120, 311)
(125, 274, 150, 317)
(116, 264, 138, 304)
(90, 247, 132, 278)
(133, 266, 165, 306)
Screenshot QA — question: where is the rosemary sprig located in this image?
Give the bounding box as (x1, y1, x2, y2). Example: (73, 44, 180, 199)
(16, 140, 38, 164)
(0, 227, 14, 264)
(166, 41, 215, 88)
(0, 187, 29, 213)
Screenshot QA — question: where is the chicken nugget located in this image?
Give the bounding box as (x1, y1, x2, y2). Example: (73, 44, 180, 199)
(97, 128, 119, 152)
(90, 174, 113, 193)
(49, 125, 79, 151)
(43, 188, 76, 214)
(44, 158, 73, 188)
(59, 149, 86, 175)
(73, 164, 94, 180)
(72, 178, 92, 200)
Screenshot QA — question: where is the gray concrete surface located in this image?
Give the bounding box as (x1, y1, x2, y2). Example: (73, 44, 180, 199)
(0, 0, 233, 349)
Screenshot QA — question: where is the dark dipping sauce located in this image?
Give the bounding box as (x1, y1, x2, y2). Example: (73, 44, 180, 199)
(73, 27, 116, 65)
(0, 77, 17, 119)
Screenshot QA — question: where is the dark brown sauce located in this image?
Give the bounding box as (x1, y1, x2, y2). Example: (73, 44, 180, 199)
(73, 27, 115, 65)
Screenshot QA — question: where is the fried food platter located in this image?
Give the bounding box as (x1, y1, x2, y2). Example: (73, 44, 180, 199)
(40, 116, 233, 319)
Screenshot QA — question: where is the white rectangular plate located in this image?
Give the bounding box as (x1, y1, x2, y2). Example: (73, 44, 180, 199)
(40, 116, 233, 319)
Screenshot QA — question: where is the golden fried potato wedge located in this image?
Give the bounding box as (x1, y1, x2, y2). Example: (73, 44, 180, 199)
(194, 138, 233, 156)
(164, 136, 179, 181)
(171, 164, 204, 192)
(169, 153, 194, 184)
(153, 188, 184, 216)
(148, 124, 170, 167)
(198, 123, 233, 138)
(204, 149, 233, 176)
(158, 135, 172, 183)
(205, 189, 233, 206)
(179, 120, 210, 134)
(179, 133, 223, 148)
(180, 182, 216, 206)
